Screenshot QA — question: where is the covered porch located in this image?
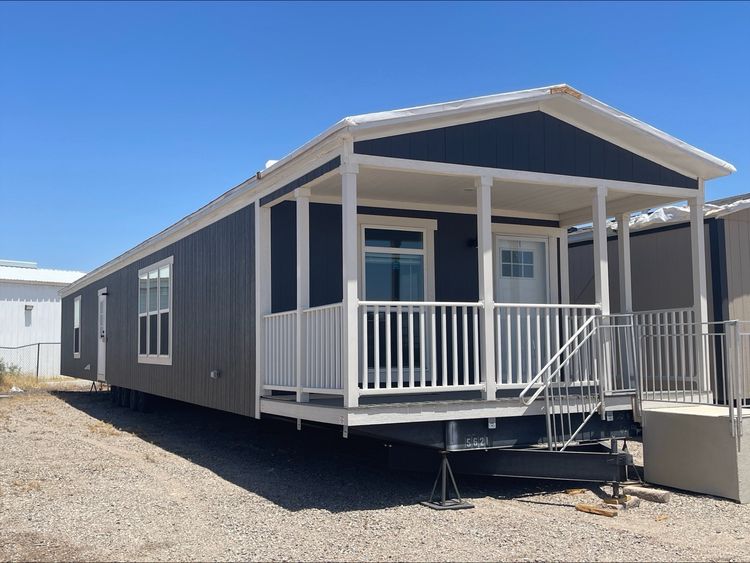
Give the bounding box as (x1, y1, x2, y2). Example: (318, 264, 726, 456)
(254, 147, 710, 426)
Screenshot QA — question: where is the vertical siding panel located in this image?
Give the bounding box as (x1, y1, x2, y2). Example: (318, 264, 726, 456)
(60, 205, 256, 417)
(353, 110, 698, 189)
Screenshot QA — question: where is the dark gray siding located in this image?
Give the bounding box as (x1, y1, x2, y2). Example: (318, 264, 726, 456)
(355, 111, 698, 189)
(568, 221, 715, 319)
(270, 204, 560, 312)
(61, 204, 256, 417)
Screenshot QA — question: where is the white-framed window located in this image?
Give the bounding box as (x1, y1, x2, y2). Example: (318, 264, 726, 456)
(138, 256, 173, 365)
(358, 216, 437, 302)
(500, 248, 535, 279)
(73, 296, 81, 358)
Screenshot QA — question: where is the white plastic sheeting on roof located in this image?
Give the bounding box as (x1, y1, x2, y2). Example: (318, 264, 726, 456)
(570, 193, 750, 239)
(0, 264, 85, 285)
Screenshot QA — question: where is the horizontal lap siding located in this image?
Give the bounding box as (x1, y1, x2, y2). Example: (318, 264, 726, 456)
(60, 204, 256, 417)
(354, 111, 698, 189)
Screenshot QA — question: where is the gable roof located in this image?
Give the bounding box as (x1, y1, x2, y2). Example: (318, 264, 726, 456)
(61, 84, 735, 297)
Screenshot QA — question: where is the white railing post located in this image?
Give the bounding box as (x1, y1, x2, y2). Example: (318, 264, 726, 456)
(592, 186, 610, 316)
(295, 188, 311, 402)
(341, 142, 359, 408)
(618, 212, 633, 314)
(691, 187, 709, 392)
(476, 176, 496, 400)
(592, 186, 612, 394)
(254, 202, 272, 418)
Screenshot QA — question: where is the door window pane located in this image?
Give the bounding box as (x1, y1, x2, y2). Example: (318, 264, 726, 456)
(501, 248, 535, 279)
(365, 253, 424, 301)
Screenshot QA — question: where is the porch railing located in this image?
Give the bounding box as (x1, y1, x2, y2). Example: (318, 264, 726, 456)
(493, 304, 600, 387)
(358, 301, 484, 394)
(303, 303, 343, 393)
(634, 311, 749, 443)
(263, 309, 297, 389)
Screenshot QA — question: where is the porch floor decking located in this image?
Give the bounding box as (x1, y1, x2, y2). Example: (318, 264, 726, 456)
(259, 389, 635, 428)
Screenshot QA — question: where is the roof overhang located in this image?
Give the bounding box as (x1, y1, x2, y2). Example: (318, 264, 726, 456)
(343, 84, 735, 181)
(61, 84, 735, 297)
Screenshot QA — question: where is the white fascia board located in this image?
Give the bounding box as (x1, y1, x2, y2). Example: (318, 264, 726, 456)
(541, 93, 735, 180)
(345, 84, 557, 131)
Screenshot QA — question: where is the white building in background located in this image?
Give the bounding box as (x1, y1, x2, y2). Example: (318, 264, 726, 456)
(0, 259, 85, 377)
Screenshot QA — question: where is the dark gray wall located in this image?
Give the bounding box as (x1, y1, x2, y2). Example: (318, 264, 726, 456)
(270, 203, 559, 313)
(355, 111, 698, 189)
(61, 204, 256, 417)
(568, 222, 715, 319)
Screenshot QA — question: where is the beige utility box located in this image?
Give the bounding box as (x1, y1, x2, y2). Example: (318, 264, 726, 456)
(643, 404, 750, 503)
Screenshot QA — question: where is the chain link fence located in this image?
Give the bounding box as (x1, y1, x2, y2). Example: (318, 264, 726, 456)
(0, 343, 62, 378)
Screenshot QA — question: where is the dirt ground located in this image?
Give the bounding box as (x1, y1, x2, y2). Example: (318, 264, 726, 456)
(2, 386, 750, 562)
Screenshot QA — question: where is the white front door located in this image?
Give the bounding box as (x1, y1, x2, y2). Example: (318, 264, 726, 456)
(97, 288, 107, 381)
(494, 236, 550, 385)
(494, 236, 549, 304)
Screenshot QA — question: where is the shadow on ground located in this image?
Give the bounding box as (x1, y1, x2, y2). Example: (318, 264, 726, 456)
(52, 389, 603, 512)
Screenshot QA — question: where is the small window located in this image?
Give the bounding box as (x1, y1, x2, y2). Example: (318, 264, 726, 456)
(73, 296, 81, 358)
(138, 256, 173, 365)
(500, 249, 534, 279)
(363, 227, 426, 301)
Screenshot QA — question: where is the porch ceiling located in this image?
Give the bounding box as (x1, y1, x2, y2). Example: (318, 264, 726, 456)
(307, 166, 681, 222)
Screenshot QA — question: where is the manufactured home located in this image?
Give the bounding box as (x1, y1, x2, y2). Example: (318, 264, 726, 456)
(1, 260, 84, 377)
(60, 85, 744, 505)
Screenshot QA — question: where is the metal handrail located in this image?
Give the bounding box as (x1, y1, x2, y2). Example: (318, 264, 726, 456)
(519, 315, 598, 405)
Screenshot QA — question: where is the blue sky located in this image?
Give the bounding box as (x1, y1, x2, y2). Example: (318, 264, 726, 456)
(1, 1, 748, 272)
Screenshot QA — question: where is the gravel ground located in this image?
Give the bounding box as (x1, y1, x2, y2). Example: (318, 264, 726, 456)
(2, 386, 750, 562)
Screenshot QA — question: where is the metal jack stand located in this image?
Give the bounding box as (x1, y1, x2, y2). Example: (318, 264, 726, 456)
(603, 439, 630, 505)
(421, 452, 474, 510)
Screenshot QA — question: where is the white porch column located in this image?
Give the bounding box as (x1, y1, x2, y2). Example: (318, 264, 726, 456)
(476, 176, 497, 400)
(254, 202, 272, 418)
(295, 188, 311, 403)
(592, 186, 610, 315)
(690, 187, 709, 391)
(618, 212, 633, 313)
(341, 151, 359, 408)
(559, 228, 570, 304)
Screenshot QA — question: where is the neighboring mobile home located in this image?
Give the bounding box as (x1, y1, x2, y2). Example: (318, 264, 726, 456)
(60, 85, 739, 497)
(569, 193, 750, 323)
(1, 260, 84, 377)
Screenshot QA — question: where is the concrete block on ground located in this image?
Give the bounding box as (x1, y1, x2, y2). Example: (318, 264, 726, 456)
(643, 404, 750, 503)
